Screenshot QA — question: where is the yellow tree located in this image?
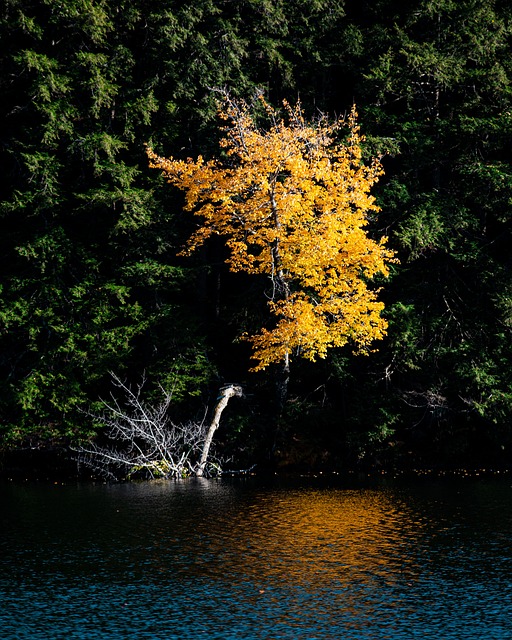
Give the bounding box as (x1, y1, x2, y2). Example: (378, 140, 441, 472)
(147, 94, 394, 383)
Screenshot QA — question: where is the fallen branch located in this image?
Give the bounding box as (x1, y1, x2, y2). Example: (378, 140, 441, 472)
(197, 383, 244, 476)
(74, 374, 243, 480)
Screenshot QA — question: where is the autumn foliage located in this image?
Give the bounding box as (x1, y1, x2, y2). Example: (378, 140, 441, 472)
(147, 95, 394, 371)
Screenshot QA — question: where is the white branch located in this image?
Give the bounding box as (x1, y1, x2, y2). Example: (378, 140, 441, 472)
(75, 374, 243, 480)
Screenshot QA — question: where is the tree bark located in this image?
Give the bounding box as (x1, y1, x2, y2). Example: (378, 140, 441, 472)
(197, 383, 243, 476)
(275, 352, 290, 414)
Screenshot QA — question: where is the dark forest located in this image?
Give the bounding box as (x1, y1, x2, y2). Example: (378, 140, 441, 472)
(2, 0, 512, 477)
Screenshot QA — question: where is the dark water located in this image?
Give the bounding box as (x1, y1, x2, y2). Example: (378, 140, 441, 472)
(1, 475, 512, 639)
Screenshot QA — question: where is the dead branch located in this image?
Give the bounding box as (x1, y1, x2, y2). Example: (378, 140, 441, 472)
(74, 374, 243, 480)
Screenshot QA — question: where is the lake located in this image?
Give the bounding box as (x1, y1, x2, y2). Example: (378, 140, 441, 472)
(1, 474, 512, 639)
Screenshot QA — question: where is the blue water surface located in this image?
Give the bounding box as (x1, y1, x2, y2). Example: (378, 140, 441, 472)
(1, 475, 512, 639)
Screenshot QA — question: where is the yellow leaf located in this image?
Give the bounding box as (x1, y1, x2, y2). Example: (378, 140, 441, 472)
(147, 95, 397, 370)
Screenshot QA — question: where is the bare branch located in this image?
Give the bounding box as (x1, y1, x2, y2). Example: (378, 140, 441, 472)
(74, 374, 243, 480)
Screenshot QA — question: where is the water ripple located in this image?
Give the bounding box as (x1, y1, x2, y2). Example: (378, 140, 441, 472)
(1, 477, 512, 638)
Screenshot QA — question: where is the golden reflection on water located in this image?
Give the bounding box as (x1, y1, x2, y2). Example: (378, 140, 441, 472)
(4, 480, 512, 638)
(199, 488, 428, 594)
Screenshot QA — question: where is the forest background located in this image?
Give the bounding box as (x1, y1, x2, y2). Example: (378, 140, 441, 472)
(2, 0, 512, 474)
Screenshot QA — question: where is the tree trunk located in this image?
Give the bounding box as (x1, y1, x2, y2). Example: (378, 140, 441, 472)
(197, 384, 243, 476)
(276, 352, 290, 414)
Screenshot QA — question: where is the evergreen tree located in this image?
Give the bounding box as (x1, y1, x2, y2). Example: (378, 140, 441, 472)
(0, 0, 351, 448)
(347, 0, 512, 462)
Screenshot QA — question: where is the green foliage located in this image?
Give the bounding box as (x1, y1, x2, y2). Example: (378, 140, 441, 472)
(0, 0, 353, 447)
(2, 0, 512, 469)
(348, 0, 512, 452)
(0, 0, 218, 443)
